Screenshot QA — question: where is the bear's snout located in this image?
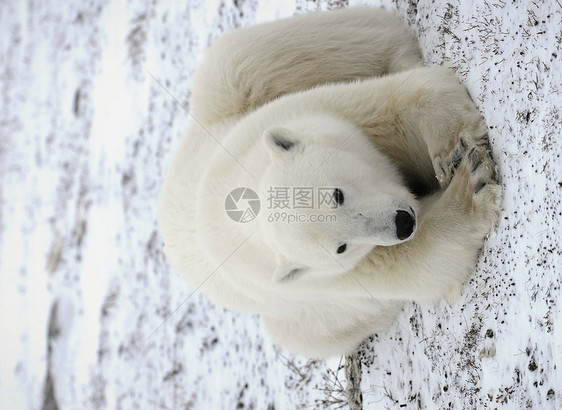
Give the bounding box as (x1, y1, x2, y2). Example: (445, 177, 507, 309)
(395, 208, 416, 240)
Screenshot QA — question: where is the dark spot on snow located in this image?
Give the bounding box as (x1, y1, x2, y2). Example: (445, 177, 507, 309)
(485, 329, 494, 338)
(127, 14, 147, 79)
(163, 363, 183, 381)
(73, 89, 81, 116)
(175, 310, 194, 334)
(47, 301, 61, 341)
(528, 361, 538, 371)
(409, 315, 420, 335)
(101, 289, 119, 317)
(121, 171, 133, 186)
(514, 367, 521, 384)
(42, 302, 61, 410)
(46, 239, 63, 274)
(41, 372, 59, 410)
(145, 230, 159, 258)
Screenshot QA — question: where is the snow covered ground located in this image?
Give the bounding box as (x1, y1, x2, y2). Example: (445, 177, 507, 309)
(0, 0, 560, 409)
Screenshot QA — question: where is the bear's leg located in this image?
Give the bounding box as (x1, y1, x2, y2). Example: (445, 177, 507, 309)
(190, 7, 422, 125)
(262, 301, 403, 359)
(294, 64, 491, 192)
(338, 146, 500, 303)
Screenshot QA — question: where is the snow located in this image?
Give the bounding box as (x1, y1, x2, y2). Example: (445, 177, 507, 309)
(0, 0, 560, 409)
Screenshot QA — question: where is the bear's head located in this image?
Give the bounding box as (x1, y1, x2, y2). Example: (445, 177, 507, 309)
(259, 116, 418, 283)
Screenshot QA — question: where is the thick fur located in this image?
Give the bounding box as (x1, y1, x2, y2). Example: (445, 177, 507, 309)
(158, 7, 500, 359)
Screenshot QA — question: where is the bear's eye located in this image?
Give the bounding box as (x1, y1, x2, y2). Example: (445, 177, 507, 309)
(336, 243, 347, 254)
(333, 188, 344, 206)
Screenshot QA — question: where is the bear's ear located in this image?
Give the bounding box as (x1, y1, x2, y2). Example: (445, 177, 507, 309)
(272, 253, 308, 283)
(264, 127, 300, 154)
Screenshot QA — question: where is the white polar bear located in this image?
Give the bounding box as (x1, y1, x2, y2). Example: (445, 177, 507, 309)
(158, 7, 500, 359)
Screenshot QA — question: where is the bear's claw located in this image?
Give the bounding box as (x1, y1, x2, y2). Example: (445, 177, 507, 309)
(435, 132, 496, 189)
(464, 145, 496, 194)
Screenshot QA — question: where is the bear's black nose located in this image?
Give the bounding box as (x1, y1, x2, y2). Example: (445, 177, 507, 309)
(395, 209, 415, 240)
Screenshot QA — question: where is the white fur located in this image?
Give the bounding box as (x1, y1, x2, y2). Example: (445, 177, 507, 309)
(158, 7, 500, 359)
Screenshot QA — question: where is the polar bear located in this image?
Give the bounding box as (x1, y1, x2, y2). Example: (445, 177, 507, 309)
(157, 7, 500, 359)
